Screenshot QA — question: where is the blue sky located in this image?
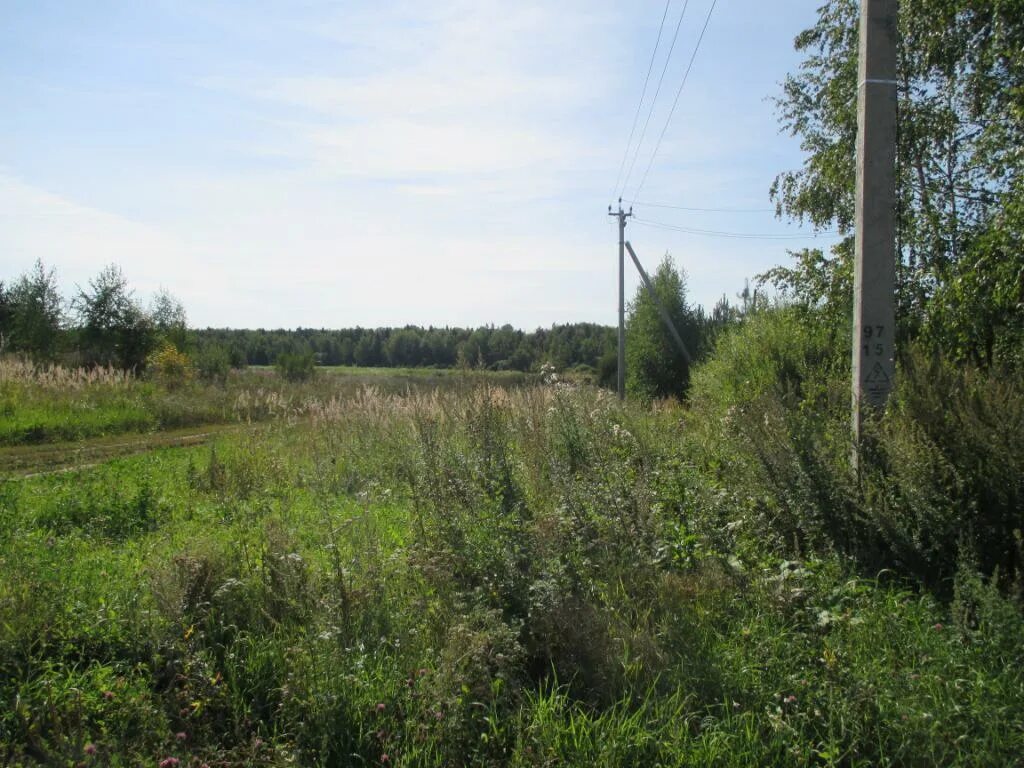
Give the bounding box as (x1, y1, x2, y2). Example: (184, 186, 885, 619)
(1, 0, 838, 330)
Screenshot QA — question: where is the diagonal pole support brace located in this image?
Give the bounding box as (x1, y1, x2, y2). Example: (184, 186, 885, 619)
(625, 241, 693, 365)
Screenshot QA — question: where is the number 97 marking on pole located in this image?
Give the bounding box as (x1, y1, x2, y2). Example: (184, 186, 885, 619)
(862, 325, 885, 356)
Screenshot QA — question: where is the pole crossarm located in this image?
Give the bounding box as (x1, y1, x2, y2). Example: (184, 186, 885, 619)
(624, 241, 693, 365)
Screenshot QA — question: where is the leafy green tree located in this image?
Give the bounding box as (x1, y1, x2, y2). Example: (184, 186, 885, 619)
(385, 328, 422, 367)
(458, 329, 489, 369)
(353, 331, 382, 367)
(625, 254, 699, 401)
(0, 281, 11, 349)
(150, 288, 189, 352)
(74, 265, 155, 370)
(4, 260, 64, 360)
(770, 0, 1024, 366)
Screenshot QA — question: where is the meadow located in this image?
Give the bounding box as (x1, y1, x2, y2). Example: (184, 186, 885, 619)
(1, 319, 1022, 766)
(0, 357, 526, 449)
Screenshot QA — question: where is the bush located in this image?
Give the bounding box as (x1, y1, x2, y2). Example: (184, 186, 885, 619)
(146, 342, 193, 389)
(275, 351, 316, 382)
(685, 306, 1024, 590)
(194, 344, 231, 384)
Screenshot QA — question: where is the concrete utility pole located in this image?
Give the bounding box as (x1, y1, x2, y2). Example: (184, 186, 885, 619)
(852, 0, 899, 448)
(609, 200, 632, 400)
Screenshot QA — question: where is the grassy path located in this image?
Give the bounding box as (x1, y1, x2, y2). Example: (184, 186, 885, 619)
(0, 423, 244, 478)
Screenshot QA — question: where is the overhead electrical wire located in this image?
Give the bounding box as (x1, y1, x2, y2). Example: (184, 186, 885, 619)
(610, 0, 673, 203)
(617, 0, 692, 200)
(632, 0, 719, 200)
(633, 216, 840, 240)
(627, 199, 775, 213)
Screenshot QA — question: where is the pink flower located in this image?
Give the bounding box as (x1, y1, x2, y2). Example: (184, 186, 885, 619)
(784, 695, 798, 705)
(175, 732, 187, 741)
(933, 623, 944, 631)
(380, 755, 390, 764)
(159, 758, 180, 768)
(84, 743, 98, 756)
(102, 691, 115, 701)
(375, 702, 386, 713)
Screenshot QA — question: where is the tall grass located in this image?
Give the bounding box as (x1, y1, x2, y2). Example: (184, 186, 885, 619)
(2, 361, 1022, 765)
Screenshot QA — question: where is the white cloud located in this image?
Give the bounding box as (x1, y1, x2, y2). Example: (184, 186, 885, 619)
(199, 0, 611, 187)
(0, 174, 231, 319)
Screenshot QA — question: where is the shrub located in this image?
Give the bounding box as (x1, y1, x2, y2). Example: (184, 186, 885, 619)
(275, 351, 316, 382)
(686, 305, 1024, 590)
(194, 344, 231, 384)
(146, 342, 194, 389)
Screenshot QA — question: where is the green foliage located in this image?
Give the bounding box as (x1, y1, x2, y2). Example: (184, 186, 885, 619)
(147, 342, 194, 390)
(625, 254, 700, 401)
(275, 350, 316, 382)
(74, 265, 156, 371)
(193, 343, 232, 384)
(687, 306, 1024, 591)
(858, 352, 1024, 586)
(193, 323, 616, 374)
(771, 0, 1024, 368)
(149, 288, 189, 352)
(1, 260, 64, 360)
(1, 361, 1022, 765)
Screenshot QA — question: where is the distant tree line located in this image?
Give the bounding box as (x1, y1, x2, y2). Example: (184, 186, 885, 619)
(191, 323, 617, 374)
(2, 259, 745, 389)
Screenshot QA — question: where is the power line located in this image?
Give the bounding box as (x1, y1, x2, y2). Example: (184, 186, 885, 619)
(632, 0, 718, 200)
(633, 216, 841, 240)
(610, 0, 673, 202)
(618, 0, 692, 200)
(627, 199, 775, 213)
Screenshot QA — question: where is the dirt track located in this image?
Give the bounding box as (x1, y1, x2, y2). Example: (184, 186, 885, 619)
(0, 424, 240, 479)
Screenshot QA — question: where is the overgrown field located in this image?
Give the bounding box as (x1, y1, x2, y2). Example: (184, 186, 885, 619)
(2, 317, 1023, 766)
(0, 357, 525, 447)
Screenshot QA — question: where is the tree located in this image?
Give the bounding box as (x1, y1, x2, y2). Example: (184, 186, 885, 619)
(385, 328, 422, 367)
(4, 260, 64, 360)
(74, 265, 155, 370)
(0, 281, 11, 351)
(625, 254, 700, 401)
(769, 0, 1024, 366)
(150, 288, 189, 352)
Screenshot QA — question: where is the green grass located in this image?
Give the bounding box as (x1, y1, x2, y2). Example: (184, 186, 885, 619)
(1, 379, 1021, 766)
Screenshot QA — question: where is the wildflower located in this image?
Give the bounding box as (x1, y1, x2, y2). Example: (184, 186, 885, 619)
(784, 695, 797, 705)
(159, 759, 180, 768)
(84, 743, 98, 756)
(933, 622, 943, 631)
(375, 702, 386, 713)
(175, 732, 187, 742)
(380, 755, 390, 764)
(102, 690, 115, 701)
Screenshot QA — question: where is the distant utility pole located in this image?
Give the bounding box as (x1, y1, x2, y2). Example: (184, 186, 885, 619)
(852, 0, 898, 450)
(609, 200, 632, 400)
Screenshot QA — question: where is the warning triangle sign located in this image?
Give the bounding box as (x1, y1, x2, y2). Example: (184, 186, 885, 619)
(865, 362, 890, 384)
